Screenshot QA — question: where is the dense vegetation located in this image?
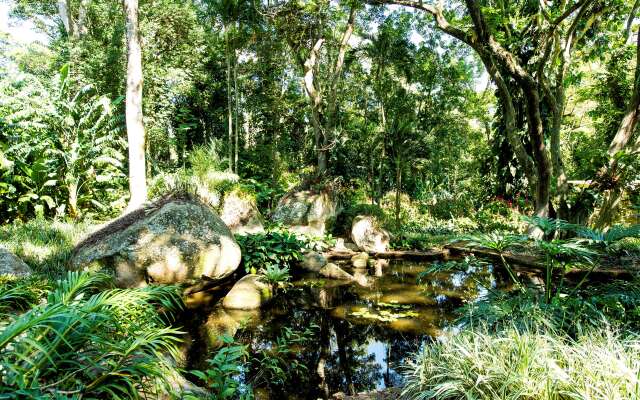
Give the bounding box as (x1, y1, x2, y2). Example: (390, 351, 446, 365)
(1, 0, 640, 398)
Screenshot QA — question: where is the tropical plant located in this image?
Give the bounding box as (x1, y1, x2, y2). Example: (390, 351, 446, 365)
(576, 224, 640, 252)
(0, 271, 184, 398)
(259, 264, 291, 289)
(0, 275, 50, 314)
(0, 65, 126, 220)
(534, 239, 597, 303)
(522, 215, 576, 238)
(235, 230, 305, 274)
(247, 325, 317, 389)
(187, 335, 253, 400)
(453, 233, 527, 291)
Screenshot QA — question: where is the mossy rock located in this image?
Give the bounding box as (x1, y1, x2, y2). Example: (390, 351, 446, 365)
(69, 194, 241, 287)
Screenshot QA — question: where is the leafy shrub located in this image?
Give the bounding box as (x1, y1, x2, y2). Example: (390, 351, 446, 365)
(187, 335, 253, 400)
(235, 231, 305, 274)
(1, 65, 126, 221)
(247, 325, 317, 389)
(0, 275, 50, 314)
(0, 271, 184, 398)
(260, 264, 291, 288)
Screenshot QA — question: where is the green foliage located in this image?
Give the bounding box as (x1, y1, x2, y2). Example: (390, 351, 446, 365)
(576, 224, 640, 252)
(522, 215, 577, 237)
(0, 271, 184, 398)
(187, 335, 253, 400)
(403, 325, 640, 400)
(1, 65, 126, 221)
(259, 264, 291, 288)
(0, 275, 50, 314)
(0, 219, 92, 278)
(247, 325, 317, 389)
(235, 230, 305, 274)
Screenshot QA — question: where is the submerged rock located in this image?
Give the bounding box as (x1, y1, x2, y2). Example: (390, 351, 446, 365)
(222, 274, 272, 310)
(69, 195, 241, 287)
(272, 188, 338, 236)
(319, 263, 354, 281)
(350, 252, 369, 268)
(0, 248, 32, 277)
(301, 251, 328, 272)
(351, 215, 390, 253)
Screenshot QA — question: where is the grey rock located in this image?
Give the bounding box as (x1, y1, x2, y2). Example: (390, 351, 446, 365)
(70, 197, 241, 288)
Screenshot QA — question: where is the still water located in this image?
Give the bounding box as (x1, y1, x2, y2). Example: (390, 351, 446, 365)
(186, 259, 499, 399)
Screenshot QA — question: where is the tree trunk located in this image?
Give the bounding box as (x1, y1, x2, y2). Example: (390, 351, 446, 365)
(123, 0, 147, 210)
(301, 38, 326, 175)
(233, 48, 240, 174)
(224, 23, 234, 173)
(395, 157, 402, 230)
(377, 101, 386, 204)
(67, 175, 79, 219)
(589, 29, 640, 227)
(57, 0, 73, 36)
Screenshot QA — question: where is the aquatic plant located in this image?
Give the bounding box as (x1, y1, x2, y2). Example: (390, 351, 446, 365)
(453, 232, 526, 291)
(0, 271, 184, 398)
(260, 264, 291, 289)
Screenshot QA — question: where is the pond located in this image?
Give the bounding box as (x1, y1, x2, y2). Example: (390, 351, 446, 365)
(184, 259, 504, 399)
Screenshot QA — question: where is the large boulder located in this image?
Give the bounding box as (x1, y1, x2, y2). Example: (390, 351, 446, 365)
(272, 189, 337, 236)
(351, 215, 390, 253)
(0, 248, 32, 277)
(219, 189, 264, 235)
(222, 274, 272, 310)
(69, 195, 241, 288)
(149, 173, 265, 235)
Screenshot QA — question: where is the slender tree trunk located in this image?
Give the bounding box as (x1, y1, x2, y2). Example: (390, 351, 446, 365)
(167, 121, 178, 165)
(377, 101, 386, 204)
(316, 316, 331, 399)
(57, 0, 73, 36)
(233, 49, 240, 174)
(224, 23, 234, 173)
(67, 175, 79, 219)
(395, 156, 402, 230)
(123, 0, 147, 210)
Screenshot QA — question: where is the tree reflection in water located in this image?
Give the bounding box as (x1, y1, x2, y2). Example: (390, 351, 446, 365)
(201, 259, 498, 399)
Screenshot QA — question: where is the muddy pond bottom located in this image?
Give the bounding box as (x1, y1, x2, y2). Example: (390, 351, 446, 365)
(191, 260, 498, 399)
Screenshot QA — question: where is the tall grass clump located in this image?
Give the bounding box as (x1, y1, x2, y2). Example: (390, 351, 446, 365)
(0, 271, 185, 398)
(403, 325, 640, 400)
(0, 219, 93, 278)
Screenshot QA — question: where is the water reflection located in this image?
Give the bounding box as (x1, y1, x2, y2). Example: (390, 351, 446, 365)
(192, 259, 500, 399)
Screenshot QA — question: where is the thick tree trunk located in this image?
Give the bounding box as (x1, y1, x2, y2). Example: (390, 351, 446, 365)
(589, 30, 640, 227)
(301, 38, 326, 175)
(123, 0, 147, 210)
